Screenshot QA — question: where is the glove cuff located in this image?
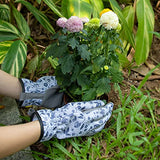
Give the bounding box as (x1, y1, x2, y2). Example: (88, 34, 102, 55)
(16, 78, 25, 107)
(28, 109, 44, 142)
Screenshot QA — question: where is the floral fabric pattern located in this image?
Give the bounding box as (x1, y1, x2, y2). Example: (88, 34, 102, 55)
(32, 100, 114, 142)
(21, 76, 57, 106)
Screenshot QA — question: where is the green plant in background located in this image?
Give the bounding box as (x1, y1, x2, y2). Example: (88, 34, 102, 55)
(109, 0, 155, 66)
(0, 0, 61, 77)
(61, 0, 104, 18)
(46, 10, 123, 101)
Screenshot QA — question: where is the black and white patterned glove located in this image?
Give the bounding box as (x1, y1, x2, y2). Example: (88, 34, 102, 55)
(29, 100, 113, 142)
(18, 76, 64, 108)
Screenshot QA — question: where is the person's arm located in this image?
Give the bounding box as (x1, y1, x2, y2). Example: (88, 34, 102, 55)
(0, 121, 41, 159)
(0, 70, 22, 99)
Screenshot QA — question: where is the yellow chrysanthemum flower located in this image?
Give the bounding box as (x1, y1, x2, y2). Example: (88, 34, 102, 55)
(104, 65, 109, 70)
(100, 8, 111, 17)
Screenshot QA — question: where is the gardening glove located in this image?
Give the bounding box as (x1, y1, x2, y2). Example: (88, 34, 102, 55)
(18, 76, 64, 108)
(29, 100, 113, 142)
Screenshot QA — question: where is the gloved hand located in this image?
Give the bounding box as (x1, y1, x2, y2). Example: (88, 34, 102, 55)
(29, 100, 113, 142)
(18, 76, 64, 108)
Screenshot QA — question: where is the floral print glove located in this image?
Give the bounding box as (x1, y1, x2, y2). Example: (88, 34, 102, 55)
(18, 76, 64, 108)
(30, 100, 113, 142)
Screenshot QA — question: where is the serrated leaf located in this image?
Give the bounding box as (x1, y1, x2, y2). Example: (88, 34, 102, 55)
(1, 40, 27, 77)
(95, 78, 111, 96)
(0, 41, 13, 64)
(77, 74, 90, 89)
(82, 88, 97, 101)
(12, 5, 30, 40)
(15, 0, 55, 34)
(109, 67, 123, 83)
(68, 37, 79, 49)
(92, 56, 105, 73)
(46, 43, 68, 58)
(59, 54, 74, 74)
(78, 44, 91, 61)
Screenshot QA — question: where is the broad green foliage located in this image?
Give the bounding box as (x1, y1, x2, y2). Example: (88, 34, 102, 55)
(0, 41, 13, 64)
(15, 0, 55, 34)
(0, 4, 29, 77)
(135, 0, 155, 65)
(0, 4, 10, 22)
(1, 40, 27, 77)
(61, 0, 104, 18)
(12, 5, 30, 40)
(109, 0, 155, 65)
(46, 21, 123, 101)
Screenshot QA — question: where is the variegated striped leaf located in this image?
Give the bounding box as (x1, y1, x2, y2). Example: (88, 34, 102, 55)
(1, 40, 27, 77)
(0, 41, 13, 64)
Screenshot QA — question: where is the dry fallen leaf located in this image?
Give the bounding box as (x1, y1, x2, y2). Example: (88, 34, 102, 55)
(0, 105, 5, 109)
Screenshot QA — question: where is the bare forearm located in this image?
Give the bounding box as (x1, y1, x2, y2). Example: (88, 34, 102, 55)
(0, 121, 41, 158)
(0, 70, 22, 99)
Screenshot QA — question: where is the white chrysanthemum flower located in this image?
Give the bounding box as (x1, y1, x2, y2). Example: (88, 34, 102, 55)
(100, 11, 119, 30)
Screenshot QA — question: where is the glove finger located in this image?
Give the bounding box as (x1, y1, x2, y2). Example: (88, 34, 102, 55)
(85, 110, 112, 136)
(71, 100, 105, 111)
(84, 102, 113, 122)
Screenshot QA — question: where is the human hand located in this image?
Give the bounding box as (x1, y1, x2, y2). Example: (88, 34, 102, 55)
(30, 100, 113, 142)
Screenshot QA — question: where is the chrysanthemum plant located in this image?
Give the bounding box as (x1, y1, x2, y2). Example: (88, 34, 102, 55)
(46, 9, 123, 101)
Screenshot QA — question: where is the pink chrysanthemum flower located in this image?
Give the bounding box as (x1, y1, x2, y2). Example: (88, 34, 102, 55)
(65, 16, 83, 33)
(56, 17, 67, 28)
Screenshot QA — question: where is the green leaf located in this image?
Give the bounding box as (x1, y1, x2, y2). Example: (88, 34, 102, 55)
(0, 32, 19, 42)
(95, 77, 111, 96)
(15, 0, 55, 34)
(82, 88, 97, 101)
(92, 56, 105, 73)
(121, 5, 135, 39)
(0, 41, 13, 64)
(0, 4, 10, 21)
(68, 37, 79, 49)
(0, 19, 20, 40)
(67, 0, 92, 18)
(109, 0, 135, 49)
(12, 5, 30, 40)
(43, 0, 63, 17)
(53, 142, 76, 160)
(89, 0, 104, 18)
(78, 44, 91, 61)
(46, 43, 67, 58)
(26, 55, 39, 74)
(109, 67, 123, 83)
(77, 74, 90, 89)
(117, 112, 122, 138)
(1, 40, 27, 77)
(59, 54, 74, 74)
(135, 0, 155, 65)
